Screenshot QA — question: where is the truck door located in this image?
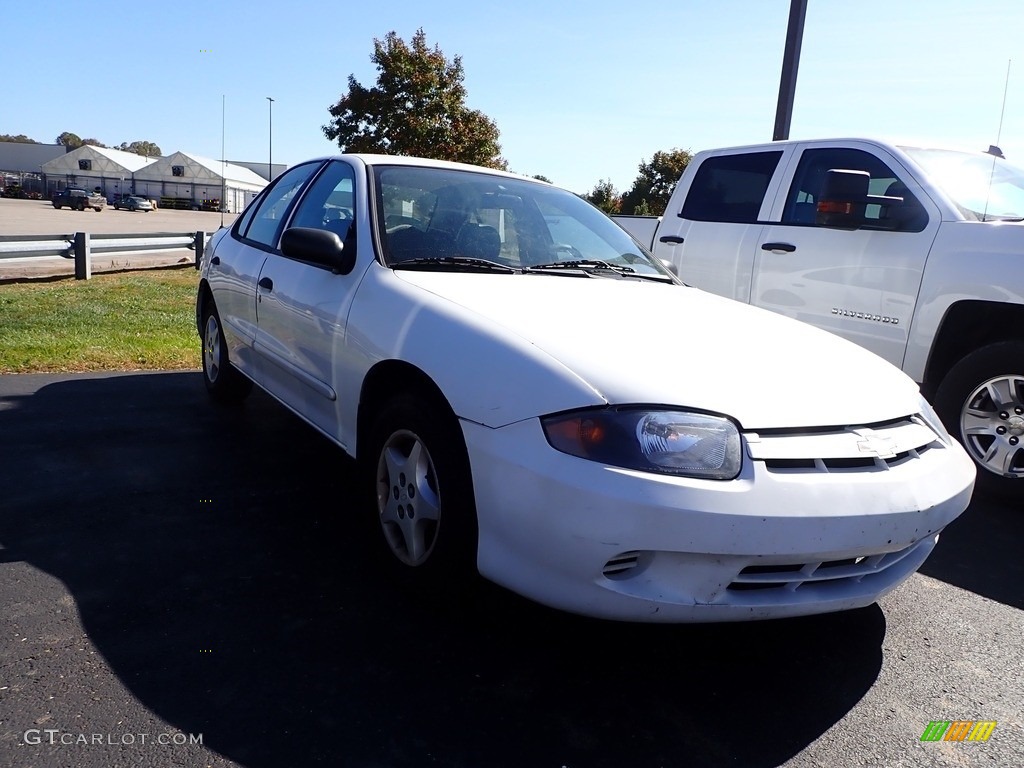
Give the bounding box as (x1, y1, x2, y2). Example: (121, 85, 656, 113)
(654, 149, 787, 302)
(753, 143, 939, 369)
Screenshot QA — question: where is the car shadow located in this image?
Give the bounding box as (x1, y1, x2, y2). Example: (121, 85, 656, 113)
(0, 372, 888, 767)
(918, 486, 1023, 610)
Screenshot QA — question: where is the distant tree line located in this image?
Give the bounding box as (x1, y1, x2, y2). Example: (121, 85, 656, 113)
(582, 149, 693, 216)
(0, 132, 162, 157)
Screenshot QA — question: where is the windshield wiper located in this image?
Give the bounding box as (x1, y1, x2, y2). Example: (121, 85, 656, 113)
(525, 259, 636, 274)
(393, 256, 516, 273)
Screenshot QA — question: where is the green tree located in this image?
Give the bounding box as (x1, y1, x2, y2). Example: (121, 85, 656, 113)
(323, 29, 506, 169)
(56, 132, 107, 149)
(117, 140, 162, 157)
(620, 148, 692, 215)
(584, 178, 622, 214)
(0, 134, 39, 144)
(56, 132, 83, 148)
(532, 174, 552, 183)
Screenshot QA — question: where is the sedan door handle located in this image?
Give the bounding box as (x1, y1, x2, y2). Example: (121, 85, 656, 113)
(258, 277, 274, 291)
(761, 242, 796, 253)
(210, 256, 220, 265)
(659, 235, 685, 244)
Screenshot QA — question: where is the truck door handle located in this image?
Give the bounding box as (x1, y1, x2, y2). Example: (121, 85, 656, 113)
(761, 242, 796, 253)
(258, 277, 274, 291)
(659, 235, 685, 244)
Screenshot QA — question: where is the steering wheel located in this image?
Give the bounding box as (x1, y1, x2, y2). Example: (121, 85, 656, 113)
(550, 244, 583, 261)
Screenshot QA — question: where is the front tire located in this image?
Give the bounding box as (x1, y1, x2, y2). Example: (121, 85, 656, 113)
(367, 396, 477, 577)
(201, 301, 252, 403)
(934, 341, 1024, 500)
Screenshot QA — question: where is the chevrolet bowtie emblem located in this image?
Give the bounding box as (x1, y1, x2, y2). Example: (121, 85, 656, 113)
(854, 429, 897, 459)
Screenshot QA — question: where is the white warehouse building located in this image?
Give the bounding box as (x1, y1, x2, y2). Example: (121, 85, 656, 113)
(41, 145, 158, 201)
(39, 146, 268, 213)
(133, 151, 267, 213)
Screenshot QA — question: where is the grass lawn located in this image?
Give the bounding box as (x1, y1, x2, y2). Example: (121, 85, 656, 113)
(0, 267, 201, 373)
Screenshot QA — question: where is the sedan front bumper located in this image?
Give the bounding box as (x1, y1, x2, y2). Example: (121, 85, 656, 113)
(462, 417, 975, 622)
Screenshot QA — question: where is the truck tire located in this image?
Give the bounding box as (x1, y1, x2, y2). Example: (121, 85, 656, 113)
(934, 341, 1024, 500)
(53, 202, 61, 209)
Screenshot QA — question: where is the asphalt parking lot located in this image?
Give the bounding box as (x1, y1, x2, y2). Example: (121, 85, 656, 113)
(0, 371, 1021, 768)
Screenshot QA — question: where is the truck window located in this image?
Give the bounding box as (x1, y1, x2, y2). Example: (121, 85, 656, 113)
(680, 151, 782, 223)
(783, 148, 927, 232)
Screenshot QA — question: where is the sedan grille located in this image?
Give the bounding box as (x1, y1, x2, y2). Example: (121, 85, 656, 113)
(745, 417, 941, 473)
(603, 551, 642, 579)
(727, 543, 919, 592)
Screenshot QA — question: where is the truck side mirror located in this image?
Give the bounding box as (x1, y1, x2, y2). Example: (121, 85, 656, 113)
(816, 169, 869, 229)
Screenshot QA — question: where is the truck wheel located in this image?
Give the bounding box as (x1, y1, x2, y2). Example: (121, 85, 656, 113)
(53, 202, 60, 209)
(934, 341, 1024, 500)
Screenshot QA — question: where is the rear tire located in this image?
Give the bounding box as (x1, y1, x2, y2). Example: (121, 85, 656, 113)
(934, 341, 1024, 501)
(201, 301, 253, 404)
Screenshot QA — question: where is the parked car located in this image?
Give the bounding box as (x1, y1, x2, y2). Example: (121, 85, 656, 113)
(196, 155, 974, 623)
(52, 188, 105, 211)
(614, 138, 1024, 499)
(113, 195, 153, 212)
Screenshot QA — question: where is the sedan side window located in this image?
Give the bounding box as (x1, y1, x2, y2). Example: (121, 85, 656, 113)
(783, 148, 928, 232)
(288, 161, 357, 247)
(240, 162, 323, 248)
(680, 151, 782, 223)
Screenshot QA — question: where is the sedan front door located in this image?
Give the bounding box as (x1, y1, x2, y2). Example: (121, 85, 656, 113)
(252, 160, 364, 443)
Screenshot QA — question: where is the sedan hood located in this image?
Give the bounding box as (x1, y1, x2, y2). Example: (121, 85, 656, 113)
(394, 272, 923, 429)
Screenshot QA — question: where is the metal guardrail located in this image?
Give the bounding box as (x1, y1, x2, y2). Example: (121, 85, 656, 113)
(0, 231, 207, 279)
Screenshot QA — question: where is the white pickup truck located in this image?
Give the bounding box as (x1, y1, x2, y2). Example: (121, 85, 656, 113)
(615, 138, 1024, 499)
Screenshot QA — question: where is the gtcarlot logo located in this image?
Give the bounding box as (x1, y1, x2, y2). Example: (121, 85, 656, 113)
(920, 720, 996, 742)
(23, 729, 203, 746)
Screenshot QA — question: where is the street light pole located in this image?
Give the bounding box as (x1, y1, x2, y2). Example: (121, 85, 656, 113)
(267, 96, 275, 181)
(772, 0, 808, 141)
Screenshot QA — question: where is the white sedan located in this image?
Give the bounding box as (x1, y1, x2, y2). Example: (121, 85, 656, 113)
(196, 155, 975, 622)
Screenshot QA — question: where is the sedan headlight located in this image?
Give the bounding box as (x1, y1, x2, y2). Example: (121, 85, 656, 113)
(542, 408, 742, 480)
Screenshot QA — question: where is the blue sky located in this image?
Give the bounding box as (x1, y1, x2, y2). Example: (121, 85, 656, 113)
(6, 1, 1023, 193)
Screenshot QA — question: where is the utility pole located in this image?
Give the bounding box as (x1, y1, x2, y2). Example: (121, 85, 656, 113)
(267, 96, 275, 181)
(773, 0, 808, 141)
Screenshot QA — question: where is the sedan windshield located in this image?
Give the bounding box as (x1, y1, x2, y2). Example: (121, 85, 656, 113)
(373, 166, 672, 278)
(903, 147, 1024, 220)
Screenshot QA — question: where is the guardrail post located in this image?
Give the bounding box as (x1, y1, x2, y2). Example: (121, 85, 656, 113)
(74, 232, 91, 280)
(194, 231, 205, 270)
